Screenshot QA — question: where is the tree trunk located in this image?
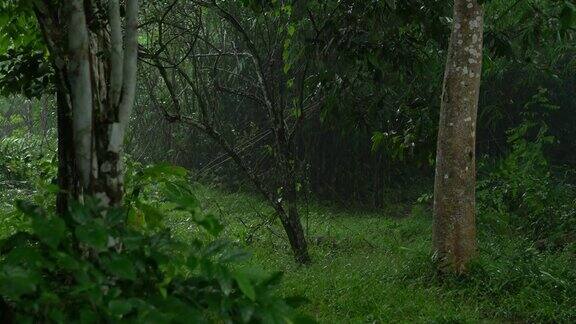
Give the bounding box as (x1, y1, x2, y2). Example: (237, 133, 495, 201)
(280, 169, 311, 264)
(55, 87, 78, 214)
(276, 131, 311, 264)
(35, 0, 139, 209)
(432, 0, 484, 274)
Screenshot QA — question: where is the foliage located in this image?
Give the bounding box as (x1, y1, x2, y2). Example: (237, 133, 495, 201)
(477, 92, 576, 248)
(403, 233, 576, 323)
(0, 190, 311, 322)
(0, 135, 56, 185)
(0, 1, 51, 98)
(0, 125, 57, 239)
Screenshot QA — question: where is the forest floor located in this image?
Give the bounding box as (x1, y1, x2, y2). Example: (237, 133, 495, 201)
(166, 184, 576, 323)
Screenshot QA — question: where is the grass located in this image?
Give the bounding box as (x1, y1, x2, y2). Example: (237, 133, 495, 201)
(166, 184, 576, 323)
(1, 178, 574, 323)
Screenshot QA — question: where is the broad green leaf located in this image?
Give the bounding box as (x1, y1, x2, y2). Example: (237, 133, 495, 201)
(136, 201, 164, 230)
(163, 182, 198, 212)
(75, 223, 109, 251)
(108, 299, 133, 317)
(196, 213, 224, 236)
(104, 255, 137, 280)
(234, 271, 256, 301)
(32, 215, 66, 249)
(142, 163, 188, 180)
(0, 268, 40, 300)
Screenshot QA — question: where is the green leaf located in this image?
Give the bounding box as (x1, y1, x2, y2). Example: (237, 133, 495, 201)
(79, 307, 99, 324)
(163, 182, 198, 212)
(32, 215, 66, 249)
(104, 255, 137, 280)
(239, 303, 255, 322)
(69, 201, 93, 225)
(0, 268, 39, 299)
(75, 222, 109, 251)
(260, 271, 284, 287)
(49, 308, 66, 323)
(234, 271, 256, 301)
(293, 314, 318, 324)
(16, 200, 67, 249)
(560, 3, 576, 30)
(142, 163, 188, 180)
(284, 295, 310, 308)
(15, 199, 43, 218)
(5, 246, 44, 267)
(108, 299, 133, 317)
(135, 201, 164, 230)
(371, 131, 385, 153)
(220, 248, 251, 263)
(105, 208, 127, 227)
(196, 213, 224, 236)
(287, 24, 296, 36)
(218, 275, 234, 296)
(54, 251, 80, 271)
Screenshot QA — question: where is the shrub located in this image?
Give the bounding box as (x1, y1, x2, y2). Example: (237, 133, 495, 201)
(477, 105, 576, 249)
(0, 184, 311, 322)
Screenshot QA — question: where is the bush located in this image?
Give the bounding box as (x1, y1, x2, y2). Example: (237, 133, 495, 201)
(401, 235, 576, 322)
(0, 182, 311, 322)
(477, 111, 576, 249)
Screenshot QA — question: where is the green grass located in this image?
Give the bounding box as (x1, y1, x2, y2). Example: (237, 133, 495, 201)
(1, 179, 573, 323)
(167, 184, 576, 323)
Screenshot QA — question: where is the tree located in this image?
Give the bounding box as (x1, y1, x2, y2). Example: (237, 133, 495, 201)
(432, 0, 484, 274)
(34, 0, 139, 207)
(139, 0, 314, 264)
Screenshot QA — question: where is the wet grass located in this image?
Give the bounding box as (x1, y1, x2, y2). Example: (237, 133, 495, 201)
(168, 184, 576, 323)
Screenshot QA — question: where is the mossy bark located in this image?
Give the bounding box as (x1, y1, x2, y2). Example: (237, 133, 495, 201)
(433, 0, 484, 274)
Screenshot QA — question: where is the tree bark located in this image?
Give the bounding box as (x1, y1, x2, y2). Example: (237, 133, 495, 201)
(67, 0, 93, 191)
(433, 0, 484, 274)
(35, 0, 139, 208)
(34, 4, 79, 214)
(280, 168, 311, 264)
(55, 87, 78, 214)
(275, 110, 310, 264)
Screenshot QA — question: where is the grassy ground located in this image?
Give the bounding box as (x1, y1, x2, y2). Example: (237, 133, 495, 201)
(166, 184, 576, 323)
(1, 179, 574, 323)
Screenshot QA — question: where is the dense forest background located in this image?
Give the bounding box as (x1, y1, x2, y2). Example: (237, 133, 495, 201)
(0, 0, 575, 322)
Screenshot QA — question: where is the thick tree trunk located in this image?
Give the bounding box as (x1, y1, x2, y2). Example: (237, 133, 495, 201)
(432, 0, 484, 274)
(35, 0, 139, 209)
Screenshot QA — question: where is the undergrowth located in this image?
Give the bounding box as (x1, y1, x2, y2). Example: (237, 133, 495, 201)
(193, 185, 576, 323)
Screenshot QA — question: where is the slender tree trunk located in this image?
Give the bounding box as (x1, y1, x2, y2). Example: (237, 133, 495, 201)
(67, 0, 93, 193)
(55, 87, 78, 214)
(274, 41, 310, 264)
(34, 5, 78, 214)
(276, 130, 311, 264)
(433, 0, 484, 274)
(280, 173, 311, 264)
